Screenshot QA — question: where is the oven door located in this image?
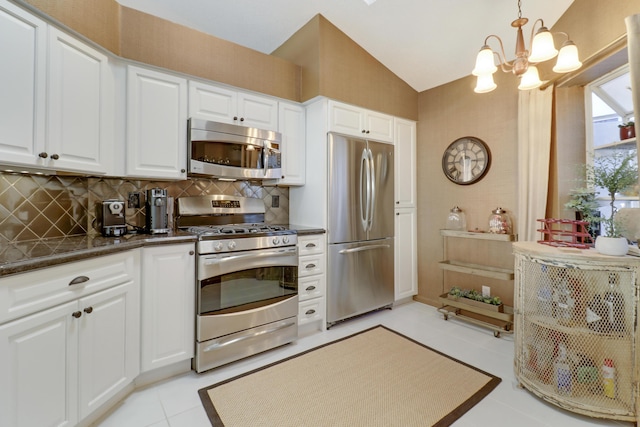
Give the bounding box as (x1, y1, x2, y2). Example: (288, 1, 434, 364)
(197, 247, 298, 338)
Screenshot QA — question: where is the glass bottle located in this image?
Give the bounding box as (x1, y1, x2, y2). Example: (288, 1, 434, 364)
(446, 206, 466, 231)
(488, 207, 512, 234)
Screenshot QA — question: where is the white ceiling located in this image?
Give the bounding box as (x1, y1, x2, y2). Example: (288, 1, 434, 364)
(116, 0, 575, 92)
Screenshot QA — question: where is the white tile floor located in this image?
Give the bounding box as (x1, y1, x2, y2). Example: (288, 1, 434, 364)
(93, 301, 634, 427)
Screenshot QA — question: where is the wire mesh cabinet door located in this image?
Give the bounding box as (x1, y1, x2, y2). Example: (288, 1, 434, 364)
(513, 242, 639, 423)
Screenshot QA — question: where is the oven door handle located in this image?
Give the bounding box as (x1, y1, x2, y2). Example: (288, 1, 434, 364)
(199, 248, 298, 279)
(203, 321, 296, 352)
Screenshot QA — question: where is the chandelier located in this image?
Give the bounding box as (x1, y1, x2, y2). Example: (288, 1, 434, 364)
(472, 0, 582, 93)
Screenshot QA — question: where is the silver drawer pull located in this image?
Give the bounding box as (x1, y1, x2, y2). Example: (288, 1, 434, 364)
(203, 322, 296, 352)
(69, 276, 90, 286)
(305, 309, 316, 315)
(305, 285, 316, 291)
(305, 243, 316, 248)
(305, 263, 316, 269)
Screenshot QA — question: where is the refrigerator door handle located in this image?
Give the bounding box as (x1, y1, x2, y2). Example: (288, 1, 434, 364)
(338, 244, 391, 254)
(367, 148, 376, 232)
(359, 148, 371, 232)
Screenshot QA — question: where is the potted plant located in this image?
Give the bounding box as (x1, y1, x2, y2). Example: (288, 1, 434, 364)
(618, 121, 635, 140)
(582, 151, 638, 255)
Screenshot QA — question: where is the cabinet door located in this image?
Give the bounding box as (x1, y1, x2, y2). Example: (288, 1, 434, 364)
(0, 0, 46, 167)
(237, 92, 278, 130)
(395, 208, 417, 300)
(127, 65, 187, 179)
(77, 281, 139, 420)
(0, 301, 78, 427)
(277, 101, 306, 185)
(47, 27, 110, 174)
(188, 80, 237, 124)
(140, 244, 195, 372)
(395, 118, 416, 208)
(328, 100, 364, 137)
(365, 110, 394, 143)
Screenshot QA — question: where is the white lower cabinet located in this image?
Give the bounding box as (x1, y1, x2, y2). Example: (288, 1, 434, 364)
(0, 251, 140, 427)
(140, 243, 195, 372)
(395, 208, 417, 300)
(297, 234, 326, 333)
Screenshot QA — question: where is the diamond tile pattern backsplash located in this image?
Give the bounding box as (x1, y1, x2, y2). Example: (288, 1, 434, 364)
(0, 172, 289, 242)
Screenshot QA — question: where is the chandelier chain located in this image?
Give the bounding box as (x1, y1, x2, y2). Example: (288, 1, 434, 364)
(517, 0, 522, 19)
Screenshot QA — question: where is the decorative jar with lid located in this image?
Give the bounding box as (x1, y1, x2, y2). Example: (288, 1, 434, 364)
(446, 206, 467, 231)
(488, 207, 512, 234)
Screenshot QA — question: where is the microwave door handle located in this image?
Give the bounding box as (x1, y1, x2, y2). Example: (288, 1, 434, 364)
(263, 141, 268, 176)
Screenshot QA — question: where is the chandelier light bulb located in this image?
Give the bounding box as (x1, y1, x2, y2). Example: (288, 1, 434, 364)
(474, 73, 497, 93)
(528, 27, 558, 63)
(553, 41, 582, 73)
(472, 46, 497, 76)
(518, 65, 543, 90)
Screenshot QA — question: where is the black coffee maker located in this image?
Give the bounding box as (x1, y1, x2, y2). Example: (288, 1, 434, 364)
(145, 188, 170, 234)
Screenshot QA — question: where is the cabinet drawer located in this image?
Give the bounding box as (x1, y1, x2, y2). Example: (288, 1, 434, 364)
(299, 254, 324, 277)
(298, 275, 325, 302)
(0, 250, 139, 324)
(298, 297, 324, 326)
(297, 235, 324, 256)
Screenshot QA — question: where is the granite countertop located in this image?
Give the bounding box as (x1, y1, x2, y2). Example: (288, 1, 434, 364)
(0, 231, 197, 277)
(0, 225, 325, 277)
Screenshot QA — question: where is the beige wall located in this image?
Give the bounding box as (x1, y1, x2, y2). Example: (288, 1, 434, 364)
(20, 1, 419, 115)
(415, 71, 518, 306)
(20, 0, 301, 101)
(272, 15, 418, 121)
(415, 0, 638, 307)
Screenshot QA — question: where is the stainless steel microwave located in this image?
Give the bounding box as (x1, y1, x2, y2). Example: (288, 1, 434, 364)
(188, 118, 282, 180)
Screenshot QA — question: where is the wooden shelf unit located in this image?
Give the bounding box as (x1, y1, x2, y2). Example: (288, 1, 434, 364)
(438, 229, 517, 336)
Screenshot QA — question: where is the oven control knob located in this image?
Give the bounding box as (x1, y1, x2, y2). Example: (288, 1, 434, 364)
(227, 240, 236, 250)
(283, 236, 289, 244)
(214, 242, 224, 251)
(272, 237, 280, 246)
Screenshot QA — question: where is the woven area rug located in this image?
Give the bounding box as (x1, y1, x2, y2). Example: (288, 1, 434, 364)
(198, 325, 501, 427)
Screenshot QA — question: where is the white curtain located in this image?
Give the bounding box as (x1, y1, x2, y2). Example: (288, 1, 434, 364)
(517, 85, 554, 241)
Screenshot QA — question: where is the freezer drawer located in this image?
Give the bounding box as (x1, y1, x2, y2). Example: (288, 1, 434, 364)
(326, 238, 394, 325)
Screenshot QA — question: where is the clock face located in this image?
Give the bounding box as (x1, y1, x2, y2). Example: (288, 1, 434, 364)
(441, 137, 491, 185)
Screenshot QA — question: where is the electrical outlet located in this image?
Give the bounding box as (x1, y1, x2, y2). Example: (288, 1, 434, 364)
(271, 195, 279, 208)
(482, 285, 491, 297)
(128, 192, 141, 209)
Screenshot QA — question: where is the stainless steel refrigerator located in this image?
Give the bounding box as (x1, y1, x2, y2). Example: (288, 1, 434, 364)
(326, 132, 395, 327)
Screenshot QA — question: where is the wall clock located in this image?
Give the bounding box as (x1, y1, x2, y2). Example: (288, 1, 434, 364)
(441, 136, 491, 185)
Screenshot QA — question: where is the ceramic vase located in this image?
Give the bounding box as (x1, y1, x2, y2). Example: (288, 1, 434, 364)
(595, 236, 629, 256)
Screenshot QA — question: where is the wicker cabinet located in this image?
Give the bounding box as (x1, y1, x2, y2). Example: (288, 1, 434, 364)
(513, 242, 640, 423)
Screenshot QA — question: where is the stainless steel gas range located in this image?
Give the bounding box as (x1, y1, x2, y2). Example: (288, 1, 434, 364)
(176, 195, 298, 373)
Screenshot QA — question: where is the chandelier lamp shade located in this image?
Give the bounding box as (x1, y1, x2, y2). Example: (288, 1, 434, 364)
(472, 0, 582, 93)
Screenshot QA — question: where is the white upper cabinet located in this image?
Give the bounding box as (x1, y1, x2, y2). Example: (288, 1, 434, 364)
(0, 1, 113, 174)
(0, 1, 115, 174)
(126, 65, 187, 179)
(0, 0, 46, 167)
(277, 101, 306, 185)
(328, 100, 394, 143)
(47, 27, 112, 174)
(394, 118, 417, 208)
(189, 80, 278, 131)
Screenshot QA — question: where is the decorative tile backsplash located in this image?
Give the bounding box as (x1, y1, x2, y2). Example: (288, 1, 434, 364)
(0, 172, 289, 242)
